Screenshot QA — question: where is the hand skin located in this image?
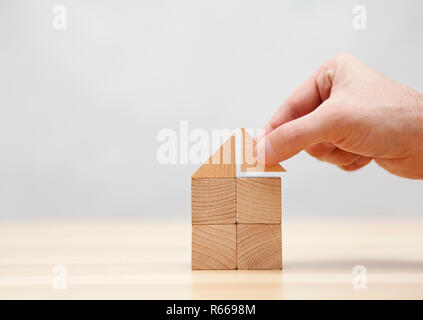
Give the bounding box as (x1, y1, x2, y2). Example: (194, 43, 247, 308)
(256, 53, 423, 179)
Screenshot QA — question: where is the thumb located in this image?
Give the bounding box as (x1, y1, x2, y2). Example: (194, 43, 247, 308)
(256, 107, 332, 164)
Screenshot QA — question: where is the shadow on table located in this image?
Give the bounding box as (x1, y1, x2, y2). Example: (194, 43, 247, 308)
(285, 258, 423, 272)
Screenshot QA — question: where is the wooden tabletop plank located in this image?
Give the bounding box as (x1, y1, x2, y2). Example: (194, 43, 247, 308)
(1, 219, 423, 299)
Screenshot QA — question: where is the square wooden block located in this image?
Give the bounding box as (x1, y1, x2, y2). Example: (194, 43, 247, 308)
(192, 225, 237, 270)
(236, 177, 281, 224)
(191, 178, 236, 224)
(237, 224, 282, 270)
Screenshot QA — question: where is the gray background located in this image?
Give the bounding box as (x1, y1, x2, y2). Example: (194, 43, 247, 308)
(0, 0, 422, 221)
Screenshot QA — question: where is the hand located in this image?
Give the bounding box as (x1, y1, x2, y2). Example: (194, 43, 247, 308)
(256, 54, 423, 179)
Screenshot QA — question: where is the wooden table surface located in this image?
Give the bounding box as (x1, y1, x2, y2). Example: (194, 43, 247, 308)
(1, 219, 423, 299)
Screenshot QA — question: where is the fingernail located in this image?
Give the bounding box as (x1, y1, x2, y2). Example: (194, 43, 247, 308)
(256, 139, 274, 164)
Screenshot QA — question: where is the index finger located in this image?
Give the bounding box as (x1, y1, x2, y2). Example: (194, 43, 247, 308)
(261, 58, 337, 138)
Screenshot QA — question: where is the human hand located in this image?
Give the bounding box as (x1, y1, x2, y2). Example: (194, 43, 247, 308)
(256, 54, 423, 179)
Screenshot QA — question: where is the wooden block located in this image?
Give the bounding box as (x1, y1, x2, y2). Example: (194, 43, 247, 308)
(191, 178, 236, 224)
(237, 224, 282, 270)
(236, 177, 281, 224)
(192, 225, 237, 270)
(241, 128, 286, 172)
(192, 135, 236, 178)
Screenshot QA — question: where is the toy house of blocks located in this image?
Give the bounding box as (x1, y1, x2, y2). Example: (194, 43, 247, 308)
(191, 128, 285, 270)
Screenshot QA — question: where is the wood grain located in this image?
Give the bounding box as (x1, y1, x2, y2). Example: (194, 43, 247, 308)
(241, 128, 286, 172)
(191, 178, 236, 224)
(192, 135, 236, 178)
(236, 177, 281, 224)
(237, 224, 282, 270)
(2, 220, 423, 299)
(192, 224, 236, 270)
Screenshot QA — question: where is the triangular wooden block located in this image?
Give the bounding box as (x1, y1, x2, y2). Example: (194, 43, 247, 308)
(192, 135, 236, 178)
(241, 128, 286, 172)
(192, 129, 286, 178)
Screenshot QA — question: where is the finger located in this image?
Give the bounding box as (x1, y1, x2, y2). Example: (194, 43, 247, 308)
(320, 148, 360, 166)
(306, 142, 336, 159)
(256, 106, 332, 164)
(261, 60, 337, 139)
(307, 143, 369, 167)
(339, 157, 372, 171)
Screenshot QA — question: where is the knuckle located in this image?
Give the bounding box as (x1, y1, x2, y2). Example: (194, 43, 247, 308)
(285, 126, 302, 149)
(323, 104, 350, 132)
(325, 106, 344, 121)
(334, 53, 354, 63)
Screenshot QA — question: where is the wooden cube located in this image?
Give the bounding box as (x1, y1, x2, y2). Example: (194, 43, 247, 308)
(192, 225, 237, 270)
(191, 178, 236, 224)
(236, 178, 281, 224)
(237, 224, 282, 270)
